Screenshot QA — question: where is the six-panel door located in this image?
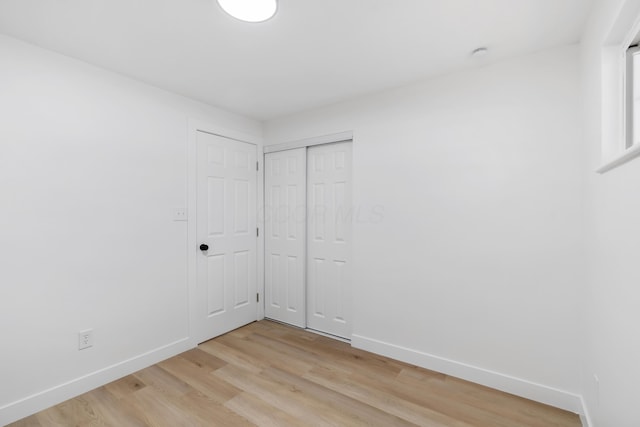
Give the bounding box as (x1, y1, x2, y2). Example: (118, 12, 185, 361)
(306, 142, 353, 339)
(264, 148, 307, 327)
(196, 131, 257, 343)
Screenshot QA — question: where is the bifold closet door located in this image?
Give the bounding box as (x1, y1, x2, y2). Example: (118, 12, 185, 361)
(306, 142, 353, 339)
(264, 148, 307, 327)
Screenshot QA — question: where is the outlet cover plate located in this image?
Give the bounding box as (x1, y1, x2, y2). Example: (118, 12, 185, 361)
(173, 208, 188, 221)
(78, 329, 93, 350)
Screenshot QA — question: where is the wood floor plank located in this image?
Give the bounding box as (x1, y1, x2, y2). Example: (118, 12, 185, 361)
(198, 340, 264, 374)
(36, 395, 105, 427)
(213, 363, 342, 426)
(216, 333, 315, 376)
(132, 365, 192, 398)
(301, 365, 473, 427)
(171, 390, 253, 427)
(127, 386, 197, 427)
(81, 386, 148, 427)
(325, 364, 521, 427)
(178, 348, 227, 371)
(7, 415, 42, 427)
(245, 331, 353, 376)
(8, 320, 581, 427)
(103, 374, 147, 399)
(157, 356, 241, 403)
(397, 368, 577, 427)
(253, 327, 404, 378)
(260, 366, 419, 427)
(224, 392, 308, 427)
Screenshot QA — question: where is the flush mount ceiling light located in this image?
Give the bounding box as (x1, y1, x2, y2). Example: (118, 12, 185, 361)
(217, 0, 277, 23)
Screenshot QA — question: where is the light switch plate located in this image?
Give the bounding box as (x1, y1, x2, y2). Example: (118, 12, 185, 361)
(173, 208, 188, 221)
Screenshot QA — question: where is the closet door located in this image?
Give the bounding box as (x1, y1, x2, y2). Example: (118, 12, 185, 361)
(306, 142, 352, 339)
(264, 148, 307, 327)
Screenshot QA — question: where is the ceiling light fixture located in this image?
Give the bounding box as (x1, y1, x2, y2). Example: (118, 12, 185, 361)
(217, 0, 277, 23)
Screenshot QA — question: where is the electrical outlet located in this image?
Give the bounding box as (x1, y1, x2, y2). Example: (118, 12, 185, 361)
(78, 329, 93, 350)
(173, 208, 188, 222)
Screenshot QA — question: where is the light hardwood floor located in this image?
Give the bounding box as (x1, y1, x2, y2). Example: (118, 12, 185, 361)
(10, 320, 581, 427)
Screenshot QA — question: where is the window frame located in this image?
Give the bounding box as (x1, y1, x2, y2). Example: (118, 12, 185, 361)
(596, 2, 640, 174)
(625, 44, 640, 150)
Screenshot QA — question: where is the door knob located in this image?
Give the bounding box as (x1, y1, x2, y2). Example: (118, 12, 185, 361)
(199, 244, 209, 251)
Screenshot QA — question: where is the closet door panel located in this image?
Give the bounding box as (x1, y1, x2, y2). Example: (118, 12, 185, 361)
(306, 142, 352, 339)
(264, 148, 306, 327)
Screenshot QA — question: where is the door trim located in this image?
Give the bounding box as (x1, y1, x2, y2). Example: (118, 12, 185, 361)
(264, 131, 353, 154)
(187, 119, 264, 347)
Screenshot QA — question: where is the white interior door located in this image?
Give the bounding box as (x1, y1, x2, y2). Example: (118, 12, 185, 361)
(196, 131, 257, 343)
(306, 142, 353, 339)
(264, 148, 307, 327)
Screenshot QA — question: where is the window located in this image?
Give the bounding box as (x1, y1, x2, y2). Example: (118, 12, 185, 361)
(596, 1, 640, 173)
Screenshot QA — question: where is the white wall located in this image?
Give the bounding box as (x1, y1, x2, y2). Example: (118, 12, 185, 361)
(0, 31, 590, 424)
(581, 1, 640, 426)
(0, 35, 261, 424)
(265, 45, 585, 411)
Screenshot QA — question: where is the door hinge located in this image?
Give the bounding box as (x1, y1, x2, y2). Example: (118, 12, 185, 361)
(256, 161, 259, 171)
(256, 293, 260, 302)
(257, 227, 259, 237)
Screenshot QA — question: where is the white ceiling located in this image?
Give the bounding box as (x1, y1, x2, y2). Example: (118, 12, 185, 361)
(0, 0, 594, 121)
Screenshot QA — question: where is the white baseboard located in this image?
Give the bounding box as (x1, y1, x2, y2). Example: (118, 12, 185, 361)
(0, 337, 194, 426)
(1, 333, 590, 426)
(579, 395, 593, 427)
(351, 334, 584, 416)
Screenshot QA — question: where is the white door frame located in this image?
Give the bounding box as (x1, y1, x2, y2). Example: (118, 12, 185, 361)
(187, 119, 264, 347)
(264, 131, 353, 154)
